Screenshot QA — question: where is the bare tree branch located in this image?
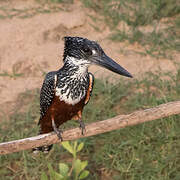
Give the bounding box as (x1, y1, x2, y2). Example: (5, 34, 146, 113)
(0, 101, 180, 155)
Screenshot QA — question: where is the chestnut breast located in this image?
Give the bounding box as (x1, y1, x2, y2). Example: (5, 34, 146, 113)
(40, 95, 86, 133)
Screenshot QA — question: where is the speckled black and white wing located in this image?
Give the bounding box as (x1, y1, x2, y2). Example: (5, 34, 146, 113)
(38, 71, 57, 124)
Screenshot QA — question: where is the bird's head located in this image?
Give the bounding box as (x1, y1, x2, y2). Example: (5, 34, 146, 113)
(63, 36, 133, 78)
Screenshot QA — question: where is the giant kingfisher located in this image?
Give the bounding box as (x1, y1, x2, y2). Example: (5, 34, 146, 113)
(33, 37, 132, 153)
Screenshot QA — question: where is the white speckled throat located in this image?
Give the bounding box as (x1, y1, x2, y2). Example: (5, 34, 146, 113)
(55, 56, 90, 105)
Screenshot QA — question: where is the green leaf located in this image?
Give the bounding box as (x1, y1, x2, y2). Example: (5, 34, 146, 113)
(61, 141, 74, 154)
(74, 159, 88, 178)
(54, 171, 64, 180)
(59, 163, 69, 176)
(77, 142, 84, 152)
(79, 170, 89, 179)
(80, 161, 88, 172)
(41, 172, 48, 180)
(73, 141, 78, 158)
(74, 159, 82, 177)
(74, 141, 78, 150)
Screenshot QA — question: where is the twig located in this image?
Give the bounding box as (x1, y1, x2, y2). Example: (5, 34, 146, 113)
(0, 101, 180, 155)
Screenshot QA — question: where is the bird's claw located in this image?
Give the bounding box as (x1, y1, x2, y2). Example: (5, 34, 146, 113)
(56, 129, 63, 141)
(79, 120, 86, 135)
(52, 119, 63, 141)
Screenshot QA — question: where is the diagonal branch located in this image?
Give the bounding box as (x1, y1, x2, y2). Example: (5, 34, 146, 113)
(0, 101, 180, 155)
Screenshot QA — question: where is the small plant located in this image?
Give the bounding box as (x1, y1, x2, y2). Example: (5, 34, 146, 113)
(41, 141, 89, 180)
(0, 70, 23, 79)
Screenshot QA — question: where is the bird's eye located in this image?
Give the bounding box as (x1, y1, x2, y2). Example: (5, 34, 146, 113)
(83, 47, 92, 56)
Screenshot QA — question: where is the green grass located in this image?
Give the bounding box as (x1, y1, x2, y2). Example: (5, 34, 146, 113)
(0, 70, 23, 79)
(109, 23, 180, 59)
(82, 0, 180, 59)
(0, 69, 180, 179)
(82, 0, 180, 27)
(0, 0, 66, 19)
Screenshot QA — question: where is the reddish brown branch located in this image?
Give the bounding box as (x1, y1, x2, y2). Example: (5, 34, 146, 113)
(0, 101, 180, 155)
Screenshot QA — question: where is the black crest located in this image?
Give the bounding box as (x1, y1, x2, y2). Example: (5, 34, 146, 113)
(63, 36, 100, 62)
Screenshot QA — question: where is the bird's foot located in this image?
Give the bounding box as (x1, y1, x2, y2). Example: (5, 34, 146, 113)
(55, 129, 63, 141)
(52, 119, 63, 141)
(78, 120, 86, 135)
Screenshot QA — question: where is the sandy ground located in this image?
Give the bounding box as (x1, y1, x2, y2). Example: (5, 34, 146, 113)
(0, 0, 179, 117)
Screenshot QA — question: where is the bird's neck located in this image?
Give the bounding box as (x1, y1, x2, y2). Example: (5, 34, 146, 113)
(61, 56, 89, 78)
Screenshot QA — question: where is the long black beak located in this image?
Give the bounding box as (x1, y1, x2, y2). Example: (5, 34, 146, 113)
(93, 54, 133, 78)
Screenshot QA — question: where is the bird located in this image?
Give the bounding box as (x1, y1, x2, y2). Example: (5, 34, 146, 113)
(33, 36, 132, 153)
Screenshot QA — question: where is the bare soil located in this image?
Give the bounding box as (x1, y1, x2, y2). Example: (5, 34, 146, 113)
(0, 0, 179, 117)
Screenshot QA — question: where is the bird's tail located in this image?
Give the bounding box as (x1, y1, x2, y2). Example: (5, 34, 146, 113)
(32, 128, 53, 154)
(32, 144, 53, 154)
